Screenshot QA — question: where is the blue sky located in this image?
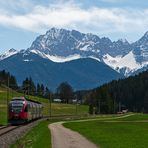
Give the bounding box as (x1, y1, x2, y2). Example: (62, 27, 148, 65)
(0, 0, 148, 52)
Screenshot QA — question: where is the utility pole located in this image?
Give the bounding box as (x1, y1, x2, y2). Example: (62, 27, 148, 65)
(119, 101, 121, 112)
(75, 94, 78, 116)
(49, 92, 52, 117)
(98, 99, 101, 114)
(7, 76, 9, 125)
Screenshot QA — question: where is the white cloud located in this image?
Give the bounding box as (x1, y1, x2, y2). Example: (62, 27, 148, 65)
(0, 0, 34, 13)
(0, 1, 147, 37)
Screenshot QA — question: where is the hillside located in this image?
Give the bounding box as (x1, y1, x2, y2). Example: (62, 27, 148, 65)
(0, 52, 123, 91)
(0, 86, 88, 125)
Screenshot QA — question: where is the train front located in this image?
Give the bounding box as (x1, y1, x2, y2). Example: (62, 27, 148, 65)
(8, 97, 28, 124)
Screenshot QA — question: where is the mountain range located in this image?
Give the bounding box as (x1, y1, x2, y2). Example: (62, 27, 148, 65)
(0, 28, 148, 90)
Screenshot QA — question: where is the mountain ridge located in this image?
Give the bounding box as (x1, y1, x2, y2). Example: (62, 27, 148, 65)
(0, 28, 148, 77)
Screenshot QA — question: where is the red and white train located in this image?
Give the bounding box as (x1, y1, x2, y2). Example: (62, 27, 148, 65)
(8, 97, 43, 124)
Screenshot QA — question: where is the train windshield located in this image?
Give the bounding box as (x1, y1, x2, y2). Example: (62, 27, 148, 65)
(10, 100, 24, 113)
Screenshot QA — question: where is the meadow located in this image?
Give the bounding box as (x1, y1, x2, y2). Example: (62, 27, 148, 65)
(64, 114, 148, 148)
(11, 114, 148, 148)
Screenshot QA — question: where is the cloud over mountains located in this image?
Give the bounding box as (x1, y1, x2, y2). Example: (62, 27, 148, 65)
(0, 0, 147, 39)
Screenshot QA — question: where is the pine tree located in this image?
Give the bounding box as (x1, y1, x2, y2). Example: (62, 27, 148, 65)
(37, 83, 41, 96)
(41, 84, 45, 97)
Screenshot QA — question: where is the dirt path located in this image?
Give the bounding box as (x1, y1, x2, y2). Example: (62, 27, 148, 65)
(49, 122, 98, 148)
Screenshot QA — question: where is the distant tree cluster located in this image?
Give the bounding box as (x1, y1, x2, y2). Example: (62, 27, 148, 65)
(0, 70, 18, 89)
(0, 70, 76, 102)
(56, 82, 74, 103)
(87, 70, 148, 114)
(22, 77, 50, 98)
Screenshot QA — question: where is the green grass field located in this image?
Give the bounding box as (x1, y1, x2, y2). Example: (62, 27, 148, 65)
(11, 120, 54, 148)
(0, 86, 88, 125)
(64, 114, 148, 148)
(11, 114, 148, 148)
(113, 113, 148, 121)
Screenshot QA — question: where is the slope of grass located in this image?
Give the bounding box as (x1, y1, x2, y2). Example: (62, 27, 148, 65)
(11, 120, 53, 148)
(64, 114, 148, 148)
(0, 86, 88, 125)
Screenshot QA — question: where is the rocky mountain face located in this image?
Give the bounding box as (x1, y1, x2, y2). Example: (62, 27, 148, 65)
(29, 28, 132, 59)
(27, 28, 148, 76)
(0, 28, 148, 89)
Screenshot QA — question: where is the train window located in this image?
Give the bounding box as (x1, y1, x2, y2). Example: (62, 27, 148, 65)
(11, 105, 23, 113)
(9, 100, 24, 113)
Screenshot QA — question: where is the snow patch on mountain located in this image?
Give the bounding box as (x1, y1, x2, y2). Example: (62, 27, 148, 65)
(23, 59, 33, 62)
(30, 49, 82, 62)
(89, 56, 100, 62)
(45, 54, 82, 63)
(103, 51, 142, 76)
(30, 49, 101, 63)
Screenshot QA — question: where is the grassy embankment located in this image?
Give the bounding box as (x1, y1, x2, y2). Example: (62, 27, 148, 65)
(64, 114, 148, 148)
(0, 86, 88, 125)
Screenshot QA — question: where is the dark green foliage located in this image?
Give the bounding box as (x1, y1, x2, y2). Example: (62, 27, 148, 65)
(89, 104, 94, 114)
(64, 115, 148, 148)
(22, 77, 50, 99)
(37, 83, 41, 96)
(57, 82, 74, 103)
(0, 70, 18, 89)
(22, 77, 36, 95)
(40, 84, 45, 96)
(89, 70, 148, 113)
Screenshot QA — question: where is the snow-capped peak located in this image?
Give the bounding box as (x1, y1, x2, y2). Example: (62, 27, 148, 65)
(0, 48, 18, 61)
(118, 38, 128, 43)
(144, 31, 148, 37)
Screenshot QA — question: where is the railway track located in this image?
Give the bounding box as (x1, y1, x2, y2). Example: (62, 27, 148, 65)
(0, 119, 45, 147)
(0, 126, 7, 130)
(0, 125, 20, 137)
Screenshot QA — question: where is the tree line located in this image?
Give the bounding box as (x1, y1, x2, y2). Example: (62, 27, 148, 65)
(0, 70, 50, 98)
(87, 70, 148, 114)
(0, 70, 18, 89)
(0, 70, 75, 102)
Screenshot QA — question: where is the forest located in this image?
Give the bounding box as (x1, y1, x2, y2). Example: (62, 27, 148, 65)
(87, 70, 148, 114)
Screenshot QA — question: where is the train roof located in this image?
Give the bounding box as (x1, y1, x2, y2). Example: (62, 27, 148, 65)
(11, 96, 42, 104)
